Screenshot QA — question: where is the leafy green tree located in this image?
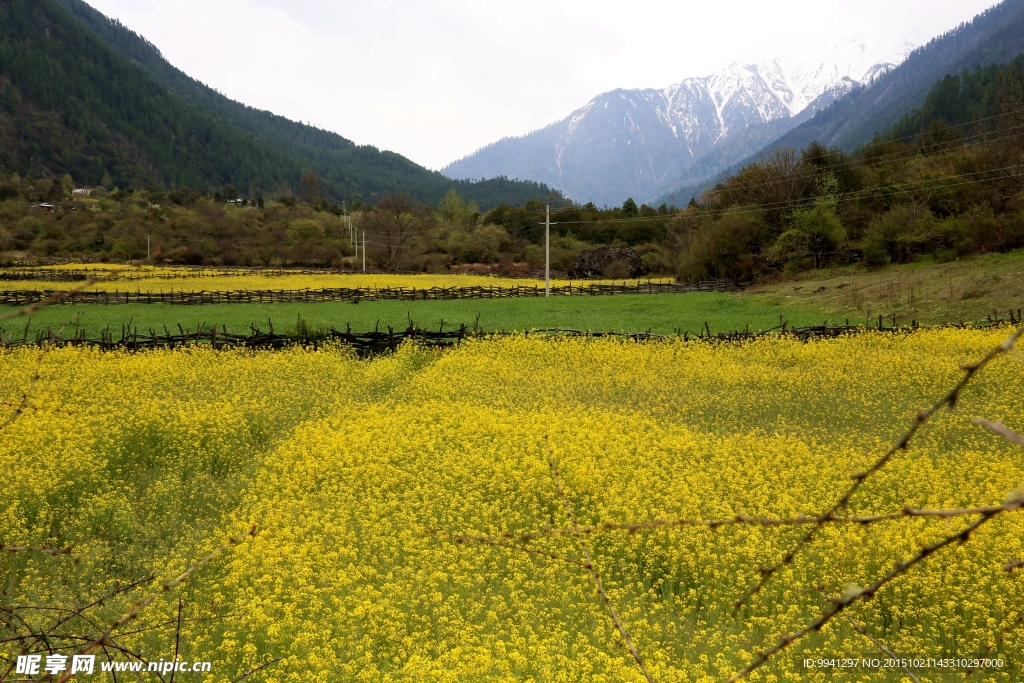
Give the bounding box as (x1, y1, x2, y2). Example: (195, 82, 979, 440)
(622, 198, 639, 217)
(438, 188, 468, 225)
(771, 206, 845, 269)
(678, 211, 764, 281)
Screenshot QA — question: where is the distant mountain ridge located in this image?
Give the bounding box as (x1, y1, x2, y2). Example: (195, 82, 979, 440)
(442, 35, 913, 206)
(757, 0, 1024, 154)
(657, 0, 1024, 205)
(0, 0, 555, 209)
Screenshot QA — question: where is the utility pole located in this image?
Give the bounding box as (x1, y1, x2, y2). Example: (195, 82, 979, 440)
(545, 202, 550, 297)
(362, 231, 366, 272)
(147, 235, 150, 260)
(343, 201, 350, 245)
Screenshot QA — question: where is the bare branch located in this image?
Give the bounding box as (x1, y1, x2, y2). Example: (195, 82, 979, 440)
(424, 529, 585, 567)
(964, 611, 1024, 678)
(546, 436, 656, 683)
(46, 575, 157, 633)
(973, 418, 1024, 447)
(0, 544, 73, 558)
(0, 280, 96, 324)
(723, 498, 1022, 682)
(732, 326, 1024, 614)
(231, 657, 283, 683)
(55, 526, 257, 683)
(0, 401, 74, 416)
(468, 503, 1024, 543)
(840, 614, 921, 683)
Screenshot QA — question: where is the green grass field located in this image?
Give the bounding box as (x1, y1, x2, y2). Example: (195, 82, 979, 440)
(1, 292, 831, 339)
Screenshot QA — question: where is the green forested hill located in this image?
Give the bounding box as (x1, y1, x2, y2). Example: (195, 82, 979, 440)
(0, 0, 557, 208)
(658, 0, 1024, 206)
(887, 55, 1024, 140)
(759, 0, 1024, 155)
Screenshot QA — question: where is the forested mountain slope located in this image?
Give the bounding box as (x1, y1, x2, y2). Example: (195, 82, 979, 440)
(656, 0, 1024, 205)
(750, 0, 1024, 158)
(888, 55, 1024, 139)
(0, 0, 556, 208)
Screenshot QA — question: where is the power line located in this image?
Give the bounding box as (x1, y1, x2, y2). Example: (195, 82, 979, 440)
(688, 118, 1024, 198)
(543, 161, 1024, 225)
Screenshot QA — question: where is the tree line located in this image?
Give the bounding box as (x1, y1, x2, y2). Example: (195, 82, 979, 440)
(2, 55, 1022, 277)
(669, 56, 1024, 281)
(0, 169, 677, 273)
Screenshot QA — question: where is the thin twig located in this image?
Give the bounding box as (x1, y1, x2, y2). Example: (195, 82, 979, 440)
(0, 277, 98, 324)
(0, 545, 72, 557)
(732, 326, 1024, 614)
(546, 436, 656, 683)
(13, 634, 164, 668)
(423, 529, 585, 566)
(0, 401, 74, 415)
(964, 612, 1024, 678)
(724, 498, 1023, 682)
(47, 575, 157, 633)
(840, 613, 922, 683)
(231, 657, 283, 683)
(55, 526, 257, 683)
(973, 418, 1024, 447)
(476, 503, 1024, 542)
(0, 266, 137, 325)
(169, 598, 182, 683)
(0, 614, 224, 646)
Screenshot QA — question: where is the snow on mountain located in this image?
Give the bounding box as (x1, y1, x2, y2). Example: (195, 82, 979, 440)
(442, 34, 915, 207)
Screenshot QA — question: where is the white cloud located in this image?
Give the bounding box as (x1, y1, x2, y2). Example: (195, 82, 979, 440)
(85, 0, 999, 169)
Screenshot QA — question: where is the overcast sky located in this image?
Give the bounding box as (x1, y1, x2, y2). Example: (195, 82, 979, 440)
(86, 0, 998, 170)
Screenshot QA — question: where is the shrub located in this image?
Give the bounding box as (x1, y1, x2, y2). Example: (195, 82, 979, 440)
(287, 219, 323, 241)
(678, 212, 764, 281)
(771, 206, 845, 269)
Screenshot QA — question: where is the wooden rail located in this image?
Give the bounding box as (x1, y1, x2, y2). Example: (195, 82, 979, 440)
(0, 280, 741, 306)
(5, 312, 1020, 355)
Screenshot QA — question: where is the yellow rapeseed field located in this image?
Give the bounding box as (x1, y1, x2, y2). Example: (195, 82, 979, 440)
(2, 330, 1023, 682)
(0, 266, 674, 293)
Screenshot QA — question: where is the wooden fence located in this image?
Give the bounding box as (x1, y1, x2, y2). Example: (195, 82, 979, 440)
(5, 311, 1020, 355)
(0, 267, 352, 281)
(0, 280, 740, 306)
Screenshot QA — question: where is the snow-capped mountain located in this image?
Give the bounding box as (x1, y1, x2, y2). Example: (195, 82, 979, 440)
(442, 35, 914, 207)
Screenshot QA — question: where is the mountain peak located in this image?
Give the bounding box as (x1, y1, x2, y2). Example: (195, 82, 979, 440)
(442, 33, 914, 206)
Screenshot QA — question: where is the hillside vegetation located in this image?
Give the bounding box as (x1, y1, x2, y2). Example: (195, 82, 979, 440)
(743, 250, 1024, 326)
(668, 56, 1024, 283)
(2, 7, 1023, 293)
(749, 0, 1024, 160)
(0, 0, 556, 207)
(0, 179, 675, 270)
